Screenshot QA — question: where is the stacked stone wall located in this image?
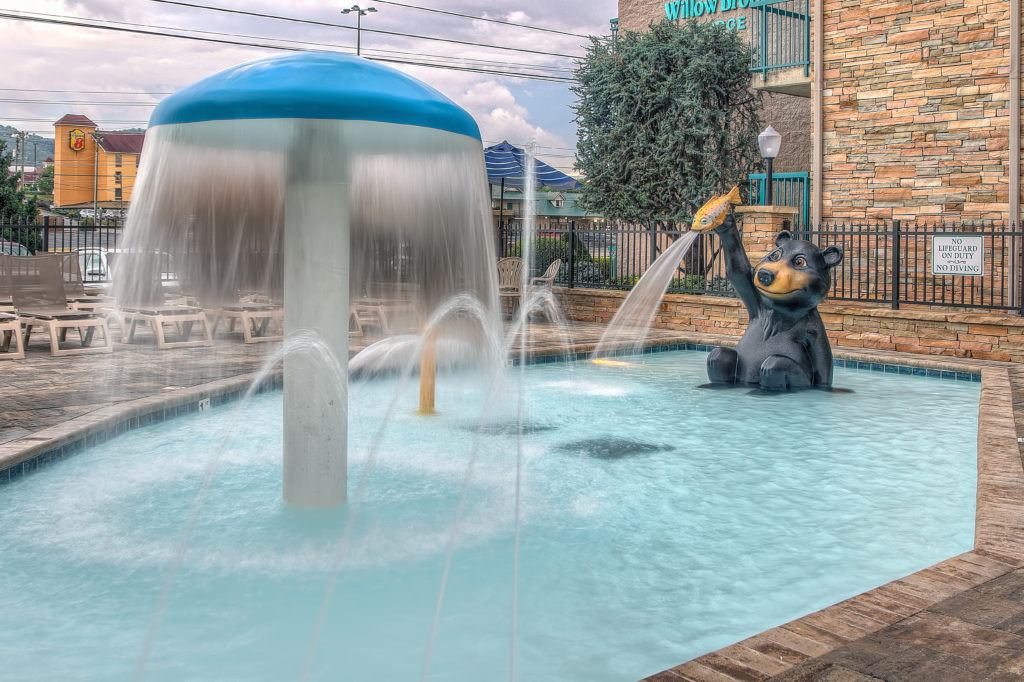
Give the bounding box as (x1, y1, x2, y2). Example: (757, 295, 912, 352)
(558, 287, 1024, 361)
(821, 0, 1013, 220)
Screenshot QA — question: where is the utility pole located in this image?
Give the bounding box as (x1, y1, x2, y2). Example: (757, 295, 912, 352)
(92, 132, 99, 220)
(14, 130, 27, 178)
(341, 4, 377, 56)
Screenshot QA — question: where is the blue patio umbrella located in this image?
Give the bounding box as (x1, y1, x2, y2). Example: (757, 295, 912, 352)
(484, 140, 582, 228)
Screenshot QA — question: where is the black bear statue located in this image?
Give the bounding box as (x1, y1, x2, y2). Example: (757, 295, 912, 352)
(694, 211, 843, 391)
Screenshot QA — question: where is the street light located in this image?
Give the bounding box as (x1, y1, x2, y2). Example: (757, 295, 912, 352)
(757, 125, 782, 205)
(341, 4, 377, 56)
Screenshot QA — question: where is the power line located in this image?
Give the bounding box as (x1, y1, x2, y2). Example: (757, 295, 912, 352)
(372, 1, 590, 39)
(0, 87, 175, 96)
(5, 10, 575, 76)
(14, 9, 576, 75)
(483, 140, 576, 152)
(144, 0, 585, 59)
(0, 99, 159, 107)
(0, 117, 150, 124)
(0, 11, 576, 83)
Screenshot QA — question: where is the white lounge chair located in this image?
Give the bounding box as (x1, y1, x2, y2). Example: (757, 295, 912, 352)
(5, 254, 113, 356)
(115, 252, 213, 350)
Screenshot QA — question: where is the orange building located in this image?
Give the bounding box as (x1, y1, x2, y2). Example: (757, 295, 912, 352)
(53, 114, 145, 210)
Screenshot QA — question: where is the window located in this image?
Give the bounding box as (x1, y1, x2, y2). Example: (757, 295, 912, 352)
(114, 187, 122, 200)
(550, 193, 565, 208)
(114, 153, 122, 167)
(506, 202, 514, 210)
(114, 172, 122, 184)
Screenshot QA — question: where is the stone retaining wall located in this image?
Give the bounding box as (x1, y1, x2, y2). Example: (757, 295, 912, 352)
(557, 286, 1024, 362)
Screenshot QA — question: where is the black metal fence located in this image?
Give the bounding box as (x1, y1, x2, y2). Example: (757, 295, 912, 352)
(808, 219, 1024, 311)
(4, 216, 1021, 312)
(1, 217, 151, 283)
(498, 218, 1024, 312)
(497, 219, 732, 295)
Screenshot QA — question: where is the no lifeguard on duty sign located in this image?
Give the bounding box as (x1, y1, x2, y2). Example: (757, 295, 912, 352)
(932, 234, 984, 276)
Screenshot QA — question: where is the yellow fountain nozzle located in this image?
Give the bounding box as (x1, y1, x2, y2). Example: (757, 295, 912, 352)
(691, 185, 742, 233)
(591, 358, 634, 368)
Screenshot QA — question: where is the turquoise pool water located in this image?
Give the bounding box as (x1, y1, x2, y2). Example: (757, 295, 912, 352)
(0, 351, 978, 681)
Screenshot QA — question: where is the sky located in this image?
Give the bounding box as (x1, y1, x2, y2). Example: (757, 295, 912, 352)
(0, 0, 618, 171)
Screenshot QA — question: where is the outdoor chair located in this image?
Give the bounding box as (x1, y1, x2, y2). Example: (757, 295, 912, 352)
(0, 312, 24, 360)
(530, 259, 562, 289)
(207, 301, 284, 343)
(350, 280, 424, 337)
(60, 252, 115, 311)
(0, 255, 13, 314)
(197, 250, 285, 344)
(5, 254, 113, 356)
(496, 257, 524, 317)
(115, 252, 213, 350)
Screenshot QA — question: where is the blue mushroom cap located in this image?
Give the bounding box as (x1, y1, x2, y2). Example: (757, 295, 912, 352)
(150, 52, 480, 140)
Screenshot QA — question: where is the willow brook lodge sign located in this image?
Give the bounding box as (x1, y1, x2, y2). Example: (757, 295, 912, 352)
(663, 0, 779, 31)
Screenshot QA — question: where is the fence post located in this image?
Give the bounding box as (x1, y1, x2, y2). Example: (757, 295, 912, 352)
(891, 219, 901, 310)
(650, 221, 658, 267)
(41, 223, 50, 253)
(497, 219, 505, 258)
(567, 220, 576, 289)
(1018, 220, 1024, 316)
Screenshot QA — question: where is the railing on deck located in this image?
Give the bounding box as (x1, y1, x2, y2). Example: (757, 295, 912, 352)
(750, 0, 811, 77)
(497, 219, 731, 296)
(5, 214, 1020, 313)
(0, 217, 175, 283)
(748, 171, 810, 231)
(808, 219, 1024, 311)
(498, 217, 1024, 313)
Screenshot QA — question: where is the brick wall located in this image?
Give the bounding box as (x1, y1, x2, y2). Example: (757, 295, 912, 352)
(558, 287, 1024, 362)
(821, 0, 1015, 220)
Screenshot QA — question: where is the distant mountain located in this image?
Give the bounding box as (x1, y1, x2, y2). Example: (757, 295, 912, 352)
(0, 125, 55, 167)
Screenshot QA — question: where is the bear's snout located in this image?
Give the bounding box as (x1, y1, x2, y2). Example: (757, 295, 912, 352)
(756, 269, 775, 287)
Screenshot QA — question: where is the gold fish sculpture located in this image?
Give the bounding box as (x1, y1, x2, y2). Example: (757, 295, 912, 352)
(691, 186, 742, 232)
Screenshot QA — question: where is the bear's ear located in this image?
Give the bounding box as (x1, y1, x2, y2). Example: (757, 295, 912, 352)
(822, 245, 843, 268)
(775, 230, 792, 247)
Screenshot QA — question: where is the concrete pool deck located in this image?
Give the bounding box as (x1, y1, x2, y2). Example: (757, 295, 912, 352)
(1, 323, 1021, 681)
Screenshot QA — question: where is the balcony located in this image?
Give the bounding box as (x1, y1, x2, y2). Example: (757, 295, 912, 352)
(749, 0, 811, 97)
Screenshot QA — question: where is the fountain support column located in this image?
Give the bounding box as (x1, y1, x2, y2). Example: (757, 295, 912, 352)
(283, 127, 350, 507)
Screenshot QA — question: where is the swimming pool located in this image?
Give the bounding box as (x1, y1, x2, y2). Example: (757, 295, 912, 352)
(0, 351, 978, 680)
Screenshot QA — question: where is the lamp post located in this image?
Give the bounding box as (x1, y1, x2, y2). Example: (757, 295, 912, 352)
(757, 125, 782, 205)
(341, 4, 377, 56)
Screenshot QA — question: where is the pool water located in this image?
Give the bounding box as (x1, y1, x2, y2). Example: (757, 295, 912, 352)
(0, 351, 978, 681)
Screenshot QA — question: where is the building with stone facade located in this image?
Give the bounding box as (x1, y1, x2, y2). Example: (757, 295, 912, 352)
(617, 0, 1022, 223)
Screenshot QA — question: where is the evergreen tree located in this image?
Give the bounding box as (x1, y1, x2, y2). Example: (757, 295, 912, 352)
(37, 164, 54, 195)
(572, 20, 761, 223)
(0, 141, 36, 221)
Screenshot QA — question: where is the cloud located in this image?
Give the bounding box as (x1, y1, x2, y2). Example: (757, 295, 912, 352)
(0, 0, 612, 165)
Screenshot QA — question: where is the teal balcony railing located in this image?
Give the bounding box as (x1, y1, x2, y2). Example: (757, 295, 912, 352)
(747, 171, 810, 232)
(749, 0, 811, 77)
